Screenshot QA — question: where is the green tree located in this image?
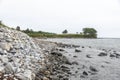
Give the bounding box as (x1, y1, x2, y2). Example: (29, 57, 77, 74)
(83, 28, 97, 38)
(80, 32, 83, 35)
(16, 26, 20, 31)
(30, 29, 33, 32)
(24, 28, 30, 33)
(62, 29, 68, 34)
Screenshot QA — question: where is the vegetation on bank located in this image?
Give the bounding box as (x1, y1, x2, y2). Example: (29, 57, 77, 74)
(21, 27, 97, 38)
(0, 21, 97, 38)
(27, 33, 85, 38)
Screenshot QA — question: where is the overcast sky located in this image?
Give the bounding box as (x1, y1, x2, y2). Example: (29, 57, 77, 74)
(0, 0, 120, 38)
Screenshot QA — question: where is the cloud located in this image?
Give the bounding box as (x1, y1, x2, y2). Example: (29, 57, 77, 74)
(0, 0, 120, 38)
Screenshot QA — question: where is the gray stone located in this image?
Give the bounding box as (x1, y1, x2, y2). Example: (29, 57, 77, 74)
(75, 49, 81, 52)
(0, 66, 5, 73)
(83, 71, 88, 76)
(86, 54, 92, 58)
(0, 43, 12, 51)
(89, 66, 98, 72)
(15, 70, 35, 80)
(98, 52, 107, 56)
(6, 38, 13, 42)
(110, 54, 116, 58)
(4, 63, 14, 74)
(0, 55, 8, 63)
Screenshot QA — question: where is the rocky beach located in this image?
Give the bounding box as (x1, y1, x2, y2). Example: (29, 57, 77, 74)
(35, 38, 120, 80)
(0, 25, 48, 80)
(0, 25, 120, 80)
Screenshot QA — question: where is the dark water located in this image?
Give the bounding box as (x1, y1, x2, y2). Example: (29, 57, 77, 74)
(47, 38, 120, 51)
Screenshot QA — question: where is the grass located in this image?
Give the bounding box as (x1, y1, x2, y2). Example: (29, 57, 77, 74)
(26, 32, 85, 38)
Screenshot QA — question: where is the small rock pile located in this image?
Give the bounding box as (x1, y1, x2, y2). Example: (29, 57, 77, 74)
(0, 26, 45, 80)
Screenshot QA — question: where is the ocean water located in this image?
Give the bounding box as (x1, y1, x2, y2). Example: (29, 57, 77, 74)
(47, 38, 120, 51)
(45, 39, 120, 80)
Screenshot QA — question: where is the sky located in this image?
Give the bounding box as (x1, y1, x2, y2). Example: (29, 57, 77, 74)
(0, 0, 120, 38)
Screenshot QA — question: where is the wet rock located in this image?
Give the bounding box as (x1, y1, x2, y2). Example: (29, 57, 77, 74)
(65, 60, 72, 65)
(75, 49, 81, 52)
(86, 54, 92, 58)
(61, 67, 70, 72)
(72, 61, 79, 65)
(98, 52, 107, 56)
(63, 77, 69, 80)
(89, 66, 98, 72)
(114, 52, 120, 58)
(80, 75, 86, 78)
(51, 51, 62, 56)
(104, 61, 110, 64)
(83, 71, 88, 76)
(72, 45, 80, 48)
(75, 71, 78, 73)
(60, 65, 68, 69)
(89, 46, 92, 48)
(58, 75, 64, 79)
(0, 52, 4, 55)
(73, 55, 77, 58)
(82, 46, 84, 48)
(57, 43, 79, 48)
(110, 52, 120, 58)
(59, 49, 65, 52)
(110, 54, 116, 58)
(88, 71, 97, 75)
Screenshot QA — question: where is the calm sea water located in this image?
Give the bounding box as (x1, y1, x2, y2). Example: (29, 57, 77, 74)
(45, 39, 120, 80)
(47, 38, 120, 51)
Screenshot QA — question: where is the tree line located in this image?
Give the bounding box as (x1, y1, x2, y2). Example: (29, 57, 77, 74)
(16, 26, 97, 38)
(62, 28, 97, 38)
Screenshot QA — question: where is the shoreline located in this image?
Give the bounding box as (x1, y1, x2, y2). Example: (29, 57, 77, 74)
(34, 38, 120, 80)
(34, 38, 80, 80)
(0, 24, 120, 80)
